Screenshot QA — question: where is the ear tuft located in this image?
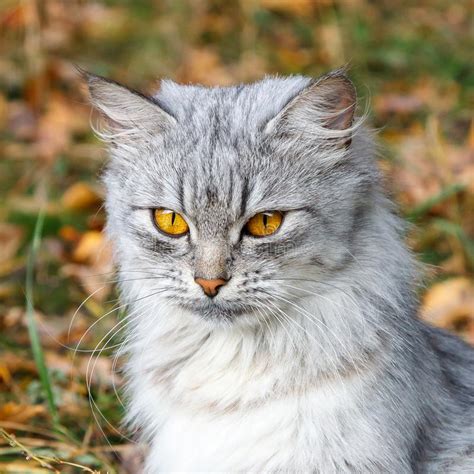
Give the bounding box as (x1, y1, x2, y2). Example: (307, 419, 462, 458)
(83, 71, 176, 141)
(313, 71, 356, 131)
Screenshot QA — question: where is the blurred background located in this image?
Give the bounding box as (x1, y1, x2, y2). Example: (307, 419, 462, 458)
(0, 0, 473, 472)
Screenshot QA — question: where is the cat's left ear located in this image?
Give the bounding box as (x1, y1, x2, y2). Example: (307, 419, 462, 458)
(265, 69, 356, 147)
(84, 71, 176, 137)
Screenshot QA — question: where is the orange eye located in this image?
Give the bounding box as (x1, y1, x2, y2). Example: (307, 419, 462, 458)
(245, 211, 283, 237)
(153, 209, 189, 237)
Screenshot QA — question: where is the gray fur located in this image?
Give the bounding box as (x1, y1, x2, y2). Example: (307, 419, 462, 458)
(87, 69, 474, 473)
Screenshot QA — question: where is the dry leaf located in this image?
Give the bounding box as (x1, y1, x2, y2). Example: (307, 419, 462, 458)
(65, 231, 114, 301)
(319, 24, 345, 66)
(34, 92, 89, 161)
(62, 182, 102, 211)
(0, 283, 18, 301)
(0, 364, 12, 384)
(6, 101, 37, 141)
(257, 0, 320, 16)
(45, 352, 122, 387)
(0, 352, 37, 375)
(0, 93, 7, 129)
(421, 277, 474, 342)
(0, 224, 24, 264)
(388, 122, 473, 212)
(80, 3, 130, 41)
(61, 264, 113, 303)
(58, 225, 81, 243)
(0, 402, 45, 423)
(375, 94, 424, 115)
(2, 307, 24, 328)
(0, 4, 27, 30)
(0, 463, 51, 473)
(72, 231, 109, 264)
(178, 49, 233, 85)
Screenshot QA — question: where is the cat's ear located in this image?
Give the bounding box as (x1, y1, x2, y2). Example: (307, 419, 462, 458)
(265, 69, 357, 146)
(84, 72, 176, 138)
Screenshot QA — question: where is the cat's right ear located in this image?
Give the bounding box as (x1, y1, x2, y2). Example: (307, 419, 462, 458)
(83, 71, 176, 139)
(263, 69, 357, 148)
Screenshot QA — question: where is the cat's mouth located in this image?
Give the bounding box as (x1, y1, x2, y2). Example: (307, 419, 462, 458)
(176, 298, 257, 321)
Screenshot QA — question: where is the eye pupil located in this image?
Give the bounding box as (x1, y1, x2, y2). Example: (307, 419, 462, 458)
(153, 208, 189, 237)
(245, 211, 283, 237)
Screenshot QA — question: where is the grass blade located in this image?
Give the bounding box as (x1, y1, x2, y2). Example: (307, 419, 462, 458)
(433, 218, 474, 269)
(406, 183, 466, 221)
(25, 211, 60, 428)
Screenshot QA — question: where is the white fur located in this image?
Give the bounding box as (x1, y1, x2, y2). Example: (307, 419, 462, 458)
(118, 223, 417, 473)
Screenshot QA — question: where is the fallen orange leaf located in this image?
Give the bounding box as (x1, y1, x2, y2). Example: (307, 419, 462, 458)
(66, 231, 114, 301)
(0, 403, 45, 423)
(421, 278, 474, 342)
(72, 231, 108, 264)
(62, 182, 102, 212)
(257, 0, 319, 16)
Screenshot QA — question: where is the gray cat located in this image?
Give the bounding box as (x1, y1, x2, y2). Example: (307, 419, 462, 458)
(86, 69, 474, 473)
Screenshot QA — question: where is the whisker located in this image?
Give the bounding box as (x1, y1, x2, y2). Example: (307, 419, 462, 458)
(268, 277, 360, 304)
(259, 288, 352, 381)
(264, 296, 334, 359)
(255, 306, 276, 349)
(99, 275, 173, 285)
(73, 286, 170, 360)
(73, 301, 130, 362)
(260, 300, 300, 354)
(68, 286, 106, 342)
(85, 300, 157, 445)
(276, 282, 355, 345)
(271, 276, 415, 342)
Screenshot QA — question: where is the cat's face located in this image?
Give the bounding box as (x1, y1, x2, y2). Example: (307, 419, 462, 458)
(88, 70, 376, 324)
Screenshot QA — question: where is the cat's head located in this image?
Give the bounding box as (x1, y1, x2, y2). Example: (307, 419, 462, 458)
(87, 69, 377, 325)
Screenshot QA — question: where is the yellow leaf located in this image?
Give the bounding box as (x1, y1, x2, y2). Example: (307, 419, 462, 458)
(0, 463, 51, 473)
(178, 49, 233, 86)
(257, 0, 319, 15)
(62, 182, 102, 211)
(0, 402, 45, 423)
(421, 278, 474, 340)
(0, 364, 12, 384)
(65, 231, 114, 302)
(72, 231, 107, 264)
(0, 93, 7, 129)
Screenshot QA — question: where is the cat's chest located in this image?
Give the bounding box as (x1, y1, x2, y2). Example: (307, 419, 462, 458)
(144, 381, 399, 473)
(130, 322, 406, 472)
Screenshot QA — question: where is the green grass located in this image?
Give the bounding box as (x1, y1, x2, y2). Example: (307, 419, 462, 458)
(25, 210, 60, 429)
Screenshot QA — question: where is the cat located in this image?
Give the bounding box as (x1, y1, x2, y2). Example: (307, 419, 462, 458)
(86, 68, 474, 473)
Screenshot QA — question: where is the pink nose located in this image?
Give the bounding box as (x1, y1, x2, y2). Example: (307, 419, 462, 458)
(194, 278, 227, 297)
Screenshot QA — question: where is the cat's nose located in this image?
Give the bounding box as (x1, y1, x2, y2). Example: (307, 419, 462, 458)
(194, 277, 228, 298)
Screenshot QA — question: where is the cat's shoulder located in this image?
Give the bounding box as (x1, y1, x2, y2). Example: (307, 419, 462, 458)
(424, 324, 474, 370)
(421, 323, 473, 412)
(418, 325, 474, 472)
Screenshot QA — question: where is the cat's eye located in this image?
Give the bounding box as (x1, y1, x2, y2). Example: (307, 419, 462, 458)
(245, 211, 283, 237)
(153, 208, 189, 237)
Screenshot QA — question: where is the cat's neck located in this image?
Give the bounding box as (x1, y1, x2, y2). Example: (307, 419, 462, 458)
(123, 275, 408, 416)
